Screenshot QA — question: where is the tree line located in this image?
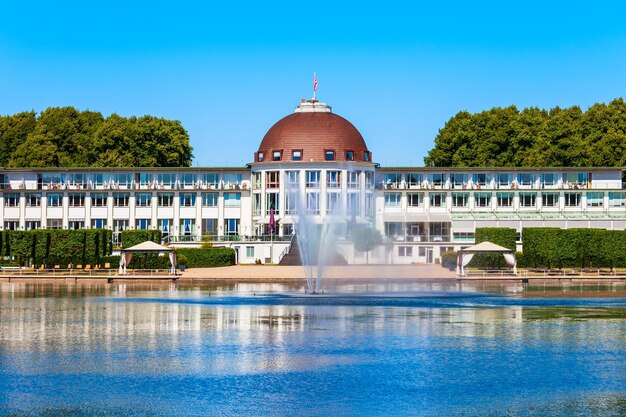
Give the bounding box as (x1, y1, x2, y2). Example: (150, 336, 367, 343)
(424, 98, 626, 167)
(0, 107, 194, 167)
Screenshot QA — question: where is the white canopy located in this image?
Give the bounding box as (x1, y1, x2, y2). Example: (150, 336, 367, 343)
(456, 241, 517, 276)
(119, 241, 176, 275)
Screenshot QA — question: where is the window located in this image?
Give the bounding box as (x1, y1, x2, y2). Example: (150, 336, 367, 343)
(497, 193, 513, 207)
(67, 173, 86, 189)
(324, 150, 335, 161)
(285, 192, 297, 215)
(450, 173, 468, 188)
(273, 150, 281, 161)
(157, 173, 175, 189)
(430, 174, 445, 188)
(91, 193, 108, 207)
(586, 192, 604, 208)
(327, 192, 340, 214)
(253, 193, 262, 216)
(202, 218, 218, 236)
(46, 219, 62, 229)
(347, 171, 360, 189)
(365, 172, 374, 188)
(68, 220, 84, 230)
(407, 173, 423, 188)
(91, 219, 107, 229)
(265, 193, 279, 214)
(136, 193, 152, 207)
(41, 173, 66, 189)
(306, 193, 320, 214)
(473, 173, 488, 187)
(266, 171, 280, 189)
(47, 193, 63, 207)
(224, 193, 241, 208)
(518, 173, 534, 187)
(543, 192, 559, 208)
(306, 171, 321, 188)
(26, 193, 41, 207)
(91, 173, 109, 188)
(385, 193, 401, 207)
(383, 173, 401, 189)
(541, 173, 558, 187)
(565, 192, 581, 207)
(25, 220, 41, 230)
(113, 193, 129, 207)
(137, 173, 154, 188)
(180, 173, 197, 189)
(429, 222, 450, 241)
(609, 192, 625, 207)
(384, 222, 403, 237)
(398, 246, 413, 257)
(363, 151, 370, 162)
(365, 193, 374, 216)
(5, 193, 20, 207)
(346, 150, 354, 161)
(180, 218, 196, 237)
(347, 193, 360, 215)
(564, 172, 588, 186)
(158, 219, 172, 238)
(519, 193, 536, 208)
(408, 193, 423, 207)
(68, 193, 85, 207)
(224, 174, 243, 188)
(452, 193, 468, 208)
(252, 172, 262, 189)
(286, 171, 299, 188)
(180, 193, 196, 207)
(202, 192, 218, 207)
(497, 173, 511, 188)
(292, 150, 302, 161)
(258, 152, 264, 162)
(224, 218, 239, 235)
(327, 171, 341, 188)
(475, 193, 491, 208)
(429, 193, 445, 208)
(158, 193, 174, 207)
(136, 219, 151, 230)
(112, 173, 132, 189)
(4, 221, 18, 230)
(202, 173, 220, 189)
(246, 246, 254, 258)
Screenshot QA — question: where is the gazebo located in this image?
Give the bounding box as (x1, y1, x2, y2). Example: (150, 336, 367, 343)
(119, 241, 177, 275)
(456, 241, 517, 276)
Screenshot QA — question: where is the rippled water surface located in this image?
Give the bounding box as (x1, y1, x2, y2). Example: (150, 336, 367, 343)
(1, 281, 625, 416)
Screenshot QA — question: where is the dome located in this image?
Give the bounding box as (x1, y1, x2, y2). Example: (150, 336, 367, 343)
(255, 100, 371, 163)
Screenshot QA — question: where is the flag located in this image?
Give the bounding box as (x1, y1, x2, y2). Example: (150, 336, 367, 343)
(313, 73, 318, 92)
(269, 206, 275, 232)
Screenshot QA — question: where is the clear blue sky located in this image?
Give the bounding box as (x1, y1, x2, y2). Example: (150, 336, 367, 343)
(2, 1, 626, 167)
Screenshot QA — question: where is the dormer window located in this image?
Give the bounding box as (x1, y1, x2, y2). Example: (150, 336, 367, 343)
(325, 150, 335, 161)
(292, 150, 302, 161)
(363, 151, 370, 162)
(258, 152, 264, 162)
(346, 150, 354, 161)
(273, 151, 281, 161)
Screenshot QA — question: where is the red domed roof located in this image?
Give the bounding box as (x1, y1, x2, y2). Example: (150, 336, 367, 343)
(256, 102, 371, 163)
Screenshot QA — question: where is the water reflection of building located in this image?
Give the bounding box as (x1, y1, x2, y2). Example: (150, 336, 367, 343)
(1, 98, 624, 264)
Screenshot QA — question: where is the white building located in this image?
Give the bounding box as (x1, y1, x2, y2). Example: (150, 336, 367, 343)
(1, 99, 625, 264)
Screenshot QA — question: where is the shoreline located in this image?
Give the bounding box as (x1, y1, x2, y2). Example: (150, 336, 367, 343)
(1, 264, 626, 284)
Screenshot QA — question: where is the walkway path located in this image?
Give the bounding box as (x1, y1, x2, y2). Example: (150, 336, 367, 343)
(180, 264, 457, 280)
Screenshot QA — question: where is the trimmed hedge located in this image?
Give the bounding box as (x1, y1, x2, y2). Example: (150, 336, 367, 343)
(1, 229, 112, 267)
(121, 230, 162, 249)
(175, 248, 236, 268)
(469, 227, 517, 269)
(522, 228, 626, 269)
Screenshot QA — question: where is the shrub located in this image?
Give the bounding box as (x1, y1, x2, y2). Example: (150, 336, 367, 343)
(441, 250, 457, 269)
(121, 230, 162, 249)
(175, 247, 236, 268)
(469, 227, 517, 269)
